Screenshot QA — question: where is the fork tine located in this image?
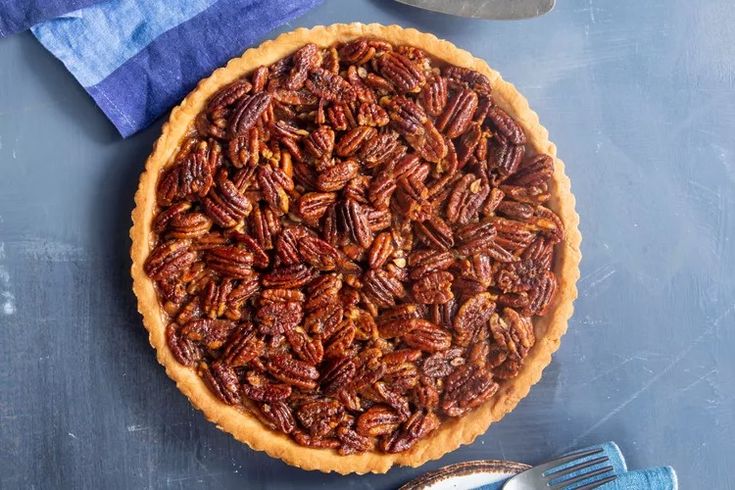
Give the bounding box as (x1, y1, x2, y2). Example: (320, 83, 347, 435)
(533, 448, 604, 475)
(545, 455, 609, 477)
(548, 465, 614, 489)
(574, 474, 617, 489)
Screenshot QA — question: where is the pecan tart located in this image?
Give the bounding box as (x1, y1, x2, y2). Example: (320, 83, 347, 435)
(130, 23, 581, 474)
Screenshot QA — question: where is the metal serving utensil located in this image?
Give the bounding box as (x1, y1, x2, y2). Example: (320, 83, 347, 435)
(394, 0, 556, 20)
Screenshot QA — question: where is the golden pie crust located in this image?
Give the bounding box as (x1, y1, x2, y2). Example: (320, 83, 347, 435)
(130, 23, 581, 474)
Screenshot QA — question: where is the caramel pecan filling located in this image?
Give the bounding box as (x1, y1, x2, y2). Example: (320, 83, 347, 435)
(145, 38, 564, 455)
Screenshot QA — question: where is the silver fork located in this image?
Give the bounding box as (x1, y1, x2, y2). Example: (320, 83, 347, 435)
(502, 448, 617, 490)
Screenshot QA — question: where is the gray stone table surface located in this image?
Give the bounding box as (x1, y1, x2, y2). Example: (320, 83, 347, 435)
(1, 1, 734, 488)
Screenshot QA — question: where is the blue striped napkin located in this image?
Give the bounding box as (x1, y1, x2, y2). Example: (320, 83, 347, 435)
(475, 442, 677, 490)
(18, 0, 322, 137)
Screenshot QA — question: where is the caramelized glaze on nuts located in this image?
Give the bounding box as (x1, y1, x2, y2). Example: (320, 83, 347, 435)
(145, 38, 564, 454)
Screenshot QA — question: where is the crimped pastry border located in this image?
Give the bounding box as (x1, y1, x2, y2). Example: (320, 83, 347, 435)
(130, 23, 582, 474)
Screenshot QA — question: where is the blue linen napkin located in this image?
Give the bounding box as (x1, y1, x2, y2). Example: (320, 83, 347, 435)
(26, 0, 322, 137)
(474, 442, 677, 490)
(0, 1, 100, 38)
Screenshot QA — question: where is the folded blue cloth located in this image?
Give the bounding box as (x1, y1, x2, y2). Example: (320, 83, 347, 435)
(27, 0, 322, 137)
(475, 442, 677, 490)
(0, 1, 100, 38)
(611, 467, 678, 490)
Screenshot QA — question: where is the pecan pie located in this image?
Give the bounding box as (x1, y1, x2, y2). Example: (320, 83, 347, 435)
(130, 24, 581, 474)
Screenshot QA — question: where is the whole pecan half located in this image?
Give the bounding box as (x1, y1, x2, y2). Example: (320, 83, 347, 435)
(486, 107, 526, 145)
(306, 68, 355, 103)
(200, 362, 241, 405)
(420, 74, 448, 116)
(286, 43, 321, 90)
(454, 292, 497, 347)
(296, 398, 344, 438)
(205, 246, 254, 279)
(228, 92, 272, 137)
(257, 401, 296, 434)
(378, 51, 426, 94)
(165, 323, 202, 366)
(267, 354, 319, 390)
(441, 364, 498, 417)
(201, 173, 252, 228)
(317, 159, 360, 192)
(436, 88, 478, 138)
(380, 410, 439, 453)
(411, 271, 454, 305)
(403, 320, 452, 353)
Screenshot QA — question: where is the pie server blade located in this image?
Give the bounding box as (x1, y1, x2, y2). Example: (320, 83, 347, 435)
(393, 0, 556, 20)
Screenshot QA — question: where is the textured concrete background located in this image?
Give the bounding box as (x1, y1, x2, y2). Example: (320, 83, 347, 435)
(1, 1, 734, 488)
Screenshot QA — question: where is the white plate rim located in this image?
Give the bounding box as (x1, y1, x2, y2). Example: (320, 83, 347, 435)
(400, 459, 531, 490)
